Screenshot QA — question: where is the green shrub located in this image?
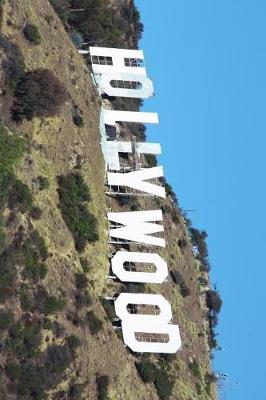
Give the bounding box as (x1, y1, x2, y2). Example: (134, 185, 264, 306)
(86, 311, 103, 335)
(68, 383, 84, 399)
(80, 256, 90, 272)
(171, 270, 191, 298)
(137, 361, 174, 400)
(19, 284, 34, 311)
(67, 334, 80, 354)
(101, 299, 116, 321)
(136, 361, 157, 383)
(0, 250, 16, 302)
(8, 179, 33, 212)
(12, 69, 68, 121)
(75, 272, 88, 289)
(7, 321, 42, 359)
(75, 290, 92, 308)
(49, 0, 69, 24)
(23, 24, 42, 45)
(73, 114, 84, 127)
(145, 154, 157, 168)
(188, 359, 201, 379)
(44, 15, 54, 24)
(69, 30, 84, 48)
(22, 231, 48, 280)
(29, 205, 42, 219)
(154, 367, 174, 400)
(96, 375, 110, 400)
(0, 123, 25, 170)
(43, 295, 65, 314)
(45, 344, 72, 375)
(207, 290, 223, 314)
(38, 176, 50, 190)
(57, 173, 99, 251)
(0, 310, 14, 331)
(43, 317, 53, 330)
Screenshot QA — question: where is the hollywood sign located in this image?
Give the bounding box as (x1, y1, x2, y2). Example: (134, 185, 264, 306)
(81, 46, 182, 353)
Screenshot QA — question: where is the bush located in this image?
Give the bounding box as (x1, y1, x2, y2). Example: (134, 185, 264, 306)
(43, 295, 65, 314)
(207, 290, 223, 314)
(22, 231, 48, 280)
(0, 249, 16, 302)
(29, 206, 42, 220)
(145, 154, 157, 168)
(136, 361, 156, 383)
(23, 24, 42, 45)
(96, 375, 109, 400)
(66, 334, 80, 354)
(6, 362, 46, 398)
(86, 311, 103, 335)
(73, 114, 84, 127)
(38, 176, 50, 190)
(154, 367, 174, 400)
(8, 179, 33, 212)
(101, 299, 116, 321)
(49, 0, 69, 24)
(7, 321, 42, 359)
(57, 173, 99, 251)
(75, 290, 92, 308)
(137, 361, 174, 400)
(0, 310, 14, 331)
(170, 270, 190, 298)
(188, 359, 201, 379)
(12, 69, 68, 121)
(75, 272, 88, 289)
(80, 257, 90, 273)
(69, 30, 84, 48)
(0, 122, 25, 170)
(19, 284, 34, 311)
(45, 344, 72, 375)
(68, 383, 84, 399)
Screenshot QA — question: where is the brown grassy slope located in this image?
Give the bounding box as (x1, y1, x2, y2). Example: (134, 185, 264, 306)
(0, 0, 217, 399)
(0, 1, 159, 399)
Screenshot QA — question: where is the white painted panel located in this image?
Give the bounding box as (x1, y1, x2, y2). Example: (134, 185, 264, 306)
(135, 142, 162, 155)
(108, 210, 166, 247)
(103, 110, 159, 126)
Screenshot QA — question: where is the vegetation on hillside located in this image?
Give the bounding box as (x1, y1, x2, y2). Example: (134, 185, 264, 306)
(57, 173, 99, 251)
(49, 0, 143, 48)
(12, 69, 68, 121)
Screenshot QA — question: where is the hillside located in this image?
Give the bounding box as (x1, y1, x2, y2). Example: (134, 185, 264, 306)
(0, 0, 218, 399)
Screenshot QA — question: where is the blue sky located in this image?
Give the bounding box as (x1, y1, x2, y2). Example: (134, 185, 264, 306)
(135, 1, 266, 399)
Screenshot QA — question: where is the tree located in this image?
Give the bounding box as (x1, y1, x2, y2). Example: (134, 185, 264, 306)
(23, 24, 42, 45)
(207, 290, 223, 314)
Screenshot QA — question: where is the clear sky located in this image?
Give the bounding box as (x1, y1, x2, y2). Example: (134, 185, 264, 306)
(135, 1, 266, 399)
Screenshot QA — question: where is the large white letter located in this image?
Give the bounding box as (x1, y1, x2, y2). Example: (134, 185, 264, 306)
(111, 251, 168, 283)
(114, 293, 181, 353)
(103, 109, 159, 126)
(122, 321, 181, 354)
(108, 210, 166, 247)
(107, 167, 166, 198)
